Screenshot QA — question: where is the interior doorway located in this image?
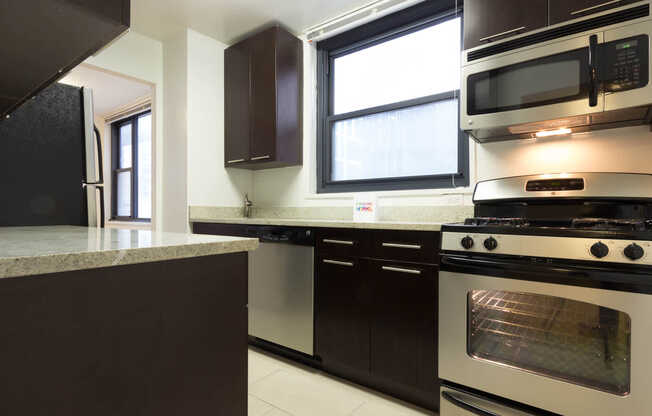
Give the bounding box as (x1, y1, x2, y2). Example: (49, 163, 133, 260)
(59, 64, 156, 229)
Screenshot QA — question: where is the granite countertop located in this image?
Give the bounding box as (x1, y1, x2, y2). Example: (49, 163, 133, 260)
(190, 216, 446, 231)
(0, 226, 258, 279)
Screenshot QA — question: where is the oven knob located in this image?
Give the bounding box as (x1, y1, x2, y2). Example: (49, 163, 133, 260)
(590, 242, 609, 258)
(624, 243, 644, 261)
(461, 236, 474, 250)
(484, 237, 498, 251)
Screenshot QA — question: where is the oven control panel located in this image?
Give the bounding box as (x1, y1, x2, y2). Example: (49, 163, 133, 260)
(442, 232, 652, 265)
(602, 34, 649, 93)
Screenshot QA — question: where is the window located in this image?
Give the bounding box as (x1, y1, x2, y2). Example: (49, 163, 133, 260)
(111, 111, 152, 221)
(317, 1, 468, 193)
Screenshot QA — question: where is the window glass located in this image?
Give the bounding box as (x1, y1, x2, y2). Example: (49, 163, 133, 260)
(116, 171, 131, 217)
(333, 17, 461, 115)
(468, 48, 587, 115)
(468, 290, 631, 396)
(119, 124, 132, 168)
(331, 99, 458, 181)
(137, 113, 152, 219)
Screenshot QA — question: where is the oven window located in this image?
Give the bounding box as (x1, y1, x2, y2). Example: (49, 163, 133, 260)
(468, 290, 631, 396)
(467, 47, 590, 115)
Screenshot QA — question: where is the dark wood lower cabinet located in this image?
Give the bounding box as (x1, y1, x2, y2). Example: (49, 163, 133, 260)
(315, 256, 370, 371)
(0, 254, 248, 416)
(315, 228, 440, 411)
(369, 261, 438, 396)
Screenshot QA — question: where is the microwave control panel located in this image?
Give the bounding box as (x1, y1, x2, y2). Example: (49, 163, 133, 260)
(602, 35, 649, 93)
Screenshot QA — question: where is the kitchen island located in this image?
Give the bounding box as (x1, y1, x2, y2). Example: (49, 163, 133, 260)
(0, 226, 257, 416)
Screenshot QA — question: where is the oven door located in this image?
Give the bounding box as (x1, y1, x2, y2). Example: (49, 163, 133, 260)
(461, 32, 604, 132)
(439, 256, 652, 416)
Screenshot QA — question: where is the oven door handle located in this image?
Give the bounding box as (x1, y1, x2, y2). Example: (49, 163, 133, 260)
(441, 391, 500, 416)
(588, 34, 599, 107)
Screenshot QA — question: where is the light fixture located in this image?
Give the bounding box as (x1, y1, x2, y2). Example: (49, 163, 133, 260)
(535, 128, 572, 138)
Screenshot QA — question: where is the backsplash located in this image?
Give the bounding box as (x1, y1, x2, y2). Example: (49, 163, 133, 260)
(188, 205, 473, 223)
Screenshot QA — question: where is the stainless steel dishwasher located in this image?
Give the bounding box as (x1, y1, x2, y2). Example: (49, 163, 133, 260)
(248, 226, 314, 356)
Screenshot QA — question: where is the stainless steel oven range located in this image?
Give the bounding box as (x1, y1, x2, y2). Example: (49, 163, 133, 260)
(439, 172, 652, 416)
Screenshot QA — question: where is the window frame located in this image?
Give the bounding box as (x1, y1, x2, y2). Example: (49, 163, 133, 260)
(111, 110, 151, 222)
(316, 0, 468, 193)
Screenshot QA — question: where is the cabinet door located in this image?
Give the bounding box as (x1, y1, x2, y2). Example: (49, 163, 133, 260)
(0, 0, 129, 118)
(463, 0, 547, 50)
(224, 45, 251, 166)
(549, 0, 640, 25)
(316, 256, 370, 370)
(369, 261, 438, 393)
(249, 30, 277, 163)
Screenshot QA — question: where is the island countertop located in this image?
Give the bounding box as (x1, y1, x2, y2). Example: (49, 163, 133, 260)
(0, 226, 259, 279)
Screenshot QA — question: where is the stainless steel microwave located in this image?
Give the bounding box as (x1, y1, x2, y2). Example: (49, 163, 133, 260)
(461, 1, 652, 142)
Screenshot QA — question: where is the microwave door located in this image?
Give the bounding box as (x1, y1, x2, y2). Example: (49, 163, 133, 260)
(461, 32, 605, 132)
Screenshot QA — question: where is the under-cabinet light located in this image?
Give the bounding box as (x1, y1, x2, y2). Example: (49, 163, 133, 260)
(535, 128, 572, 138)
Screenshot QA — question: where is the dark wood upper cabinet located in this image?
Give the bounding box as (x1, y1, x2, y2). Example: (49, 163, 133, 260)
(224, 45, 251, 164)
(224, 26, 303, 170)
(0, 0, 130, 118)
(463, 0, 548, 50)
(549, 0, 640, 25)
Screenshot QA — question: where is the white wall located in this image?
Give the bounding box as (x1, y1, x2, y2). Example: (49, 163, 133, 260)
(186, 30, 253, 208)
(85, 31, 165, 230)
(161, 31, 189, 232)
(476, 126, 652, 180)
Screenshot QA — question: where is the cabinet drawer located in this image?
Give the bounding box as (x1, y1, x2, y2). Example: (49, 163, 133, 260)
(316, 228, 369, 257)
(370, 230, 439, 264)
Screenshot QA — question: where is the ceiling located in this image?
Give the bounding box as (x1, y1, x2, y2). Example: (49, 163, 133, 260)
(130, 0, 373, 44)
(59, 65, 152, 117)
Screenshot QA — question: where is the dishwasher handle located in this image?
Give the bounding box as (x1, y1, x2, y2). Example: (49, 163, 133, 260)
(260, 233, 290, 243)
(255, 227, 315, 245)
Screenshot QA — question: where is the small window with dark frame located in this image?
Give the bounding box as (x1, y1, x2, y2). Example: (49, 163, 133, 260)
(316, 1, 468, 193)
(111, 110, 152, 221)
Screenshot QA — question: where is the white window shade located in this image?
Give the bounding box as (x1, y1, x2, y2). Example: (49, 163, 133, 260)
(304, 0, 428, 42)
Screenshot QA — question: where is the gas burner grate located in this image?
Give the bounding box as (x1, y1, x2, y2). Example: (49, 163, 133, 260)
(464, 217, 531, 227)
(570, 218, 650, 231)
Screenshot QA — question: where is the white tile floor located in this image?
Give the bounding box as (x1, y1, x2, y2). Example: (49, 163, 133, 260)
(248, 347, 438, 416)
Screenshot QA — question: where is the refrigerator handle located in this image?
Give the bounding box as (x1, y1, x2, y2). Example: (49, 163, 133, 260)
(94, 125, 104, 183)
(98, 185, 105, 228)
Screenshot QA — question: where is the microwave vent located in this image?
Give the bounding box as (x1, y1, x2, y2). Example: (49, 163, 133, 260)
(467, 4, 650, 62)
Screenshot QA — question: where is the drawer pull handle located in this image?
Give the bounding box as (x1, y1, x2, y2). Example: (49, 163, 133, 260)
(323, 239, 354, 245)
(571, 0, 621, 15)
(382, 242, 421, 250)
(382, 266, 421, 275)
(251, 155, 271, 161)
(227, 158, 246, 163)
(323, 259, 354, 267)
(479, 26, 526, 42)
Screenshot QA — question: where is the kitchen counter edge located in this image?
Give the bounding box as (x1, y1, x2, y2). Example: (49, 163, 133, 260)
(190, 217, 444, 231)
(0, 226, 259, 279)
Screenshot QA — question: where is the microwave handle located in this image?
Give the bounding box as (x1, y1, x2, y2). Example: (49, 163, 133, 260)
(588, 34, 599, 107)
